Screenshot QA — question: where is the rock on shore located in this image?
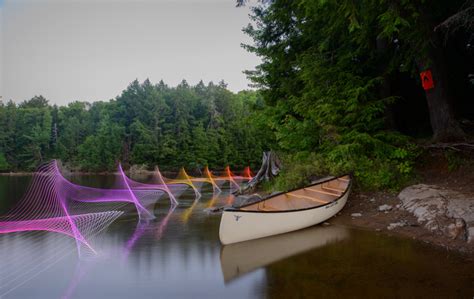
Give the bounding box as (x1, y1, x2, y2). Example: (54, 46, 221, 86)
(398, 184, 474, 242)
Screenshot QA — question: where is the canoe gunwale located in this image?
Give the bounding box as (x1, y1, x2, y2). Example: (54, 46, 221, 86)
(224, 173, 352, 214)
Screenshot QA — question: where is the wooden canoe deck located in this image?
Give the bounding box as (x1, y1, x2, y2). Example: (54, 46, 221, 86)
(240, 175, 350, 212)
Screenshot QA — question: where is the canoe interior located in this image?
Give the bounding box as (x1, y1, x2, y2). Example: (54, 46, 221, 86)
(239, 175, 350, 212)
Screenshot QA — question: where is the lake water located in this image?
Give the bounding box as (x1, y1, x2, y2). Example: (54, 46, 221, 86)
(0, 175, 473, 298)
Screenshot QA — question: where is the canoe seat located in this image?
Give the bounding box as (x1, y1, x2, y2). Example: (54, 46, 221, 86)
(321, 185, 343, 194)
(305, 187, 339, 197)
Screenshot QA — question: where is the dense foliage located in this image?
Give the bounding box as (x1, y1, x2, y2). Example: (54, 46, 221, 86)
(1, 1, 471, 194)
(0, 80, 272, 172)
(241, 0, 472, 189)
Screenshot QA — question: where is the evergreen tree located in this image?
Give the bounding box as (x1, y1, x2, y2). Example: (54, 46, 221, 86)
(242, 0, 432, 188)
(1, 80, 271, 172)
(78, 115, 125, 171)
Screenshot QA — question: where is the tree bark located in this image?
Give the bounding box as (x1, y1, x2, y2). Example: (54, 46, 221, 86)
(417, 38, 465, 141)
(234, 151, 281, 194)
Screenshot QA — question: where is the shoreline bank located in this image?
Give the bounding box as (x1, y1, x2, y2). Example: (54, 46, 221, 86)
(330, 189, 474, 260)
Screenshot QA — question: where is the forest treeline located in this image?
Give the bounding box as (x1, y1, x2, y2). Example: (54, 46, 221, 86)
(0, 80, 272, 172)
(1, 0, 473, 192)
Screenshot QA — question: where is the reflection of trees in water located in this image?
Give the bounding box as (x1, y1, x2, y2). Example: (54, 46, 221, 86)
(0, 232, 82, 297)
(0, 173, 250, 297)
(123, 198, 222, 272)
(0, 176, 33, 215)
(62, 259, 98, 299)
(123, 204, 177, 261)
(263, 229, 474, 298)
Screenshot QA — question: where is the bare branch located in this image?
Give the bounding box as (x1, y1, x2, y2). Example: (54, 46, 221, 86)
(434, 2, 474, 34)
(424, 142, 474, 152)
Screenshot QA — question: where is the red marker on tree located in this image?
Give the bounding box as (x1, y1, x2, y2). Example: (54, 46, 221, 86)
(420, 69, 435, 90)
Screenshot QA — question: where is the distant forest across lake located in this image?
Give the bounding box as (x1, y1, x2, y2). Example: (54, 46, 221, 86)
(0, 80, 272, 172)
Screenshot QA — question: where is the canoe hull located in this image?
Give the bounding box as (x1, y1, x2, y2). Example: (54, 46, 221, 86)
(219, 190, 349, 245)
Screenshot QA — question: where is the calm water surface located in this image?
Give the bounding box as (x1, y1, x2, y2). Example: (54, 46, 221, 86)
(0, 175, 473, 299)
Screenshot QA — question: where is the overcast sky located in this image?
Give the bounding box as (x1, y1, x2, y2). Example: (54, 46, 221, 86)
(0, 0, 260, 105)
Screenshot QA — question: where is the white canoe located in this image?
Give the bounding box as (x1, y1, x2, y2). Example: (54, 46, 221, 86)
(219, 174, 352, 245)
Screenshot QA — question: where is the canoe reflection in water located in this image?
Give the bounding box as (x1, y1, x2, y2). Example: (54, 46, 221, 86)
(220, 225, 349, 283)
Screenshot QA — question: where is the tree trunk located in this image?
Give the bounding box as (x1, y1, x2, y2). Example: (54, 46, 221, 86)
(234, 151, 281, 195)
(418, 37, 464, 141)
